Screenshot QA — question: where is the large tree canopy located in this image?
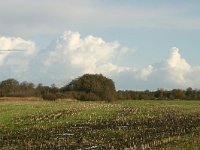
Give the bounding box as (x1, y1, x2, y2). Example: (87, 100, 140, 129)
(62, 74, 116, 101)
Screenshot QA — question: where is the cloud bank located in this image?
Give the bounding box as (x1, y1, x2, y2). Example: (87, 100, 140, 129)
(1, 0, 200, 36)
(0, 30, 200, 90)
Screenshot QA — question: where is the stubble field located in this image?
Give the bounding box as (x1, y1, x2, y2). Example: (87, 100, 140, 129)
(0, 98, 199, 149)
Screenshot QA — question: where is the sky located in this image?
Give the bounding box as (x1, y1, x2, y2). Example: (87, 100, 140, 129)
(0, 0, 200, 90)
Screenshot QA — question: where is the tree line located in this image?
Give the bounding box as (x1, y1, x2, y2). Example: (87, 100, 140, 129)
(117, 88, 200, 100)
(0, 74, 199, 101)
(0, 74, 116, 101)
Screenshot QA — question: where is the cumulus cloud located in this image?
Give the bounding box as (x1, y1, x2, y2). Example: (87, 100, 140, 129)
(41, 30, 128, 82)
(0, 36, 37, 80)
(109, 47, 200, 90)
(125, 47, 200, 90)
(0, 36, 37, 64)
(0, 30, 200, 90)
(135, 65, 154, 81)
(165, 47, 191, 84)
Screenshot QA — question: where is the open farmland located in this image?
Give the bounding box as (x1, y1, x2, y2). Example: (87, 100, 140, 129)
(0, 98, 199, 149)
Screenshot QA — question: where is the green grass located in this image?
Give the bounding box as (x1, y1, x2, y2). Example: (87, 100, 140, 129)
(0, 98, 199, 149)
(0, 99, 122, 131)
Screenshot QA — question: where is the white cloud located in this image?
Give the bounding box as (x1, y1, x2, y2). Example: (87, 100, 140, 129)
(136, 65, 154, 81)
(97, 63, 131, 75)
(126, 47, 200, 89)
(43, 30, 126, 76)
(0, 36, 37, 65)
(0, 36, 37, 81)
(13, 30, 130, 85)
(167, 47, 190, 71)
(109, 47, 200, 90)
(0, 31, 200, 90)
(165, 47, 191, 84)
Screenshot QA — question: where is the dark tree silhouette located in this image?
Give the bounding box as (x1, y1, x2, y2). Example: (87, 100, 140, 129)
(62, 74, 116, 101)
(0, 79, 19, 96)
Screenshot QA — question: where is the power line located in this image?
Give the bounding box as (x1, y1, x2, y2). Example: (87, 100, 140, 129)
(0, 49, 25, 54)
(0, 49, 25, 51)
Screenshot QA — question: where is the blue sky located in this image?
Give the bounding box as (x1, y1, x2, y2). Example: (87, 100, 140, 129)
(0, 0, 200, 90)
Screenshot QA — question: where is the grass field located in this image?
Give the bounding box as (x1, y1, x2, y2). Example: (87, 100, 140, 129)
(0, 98, 199, 149)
